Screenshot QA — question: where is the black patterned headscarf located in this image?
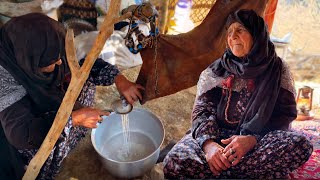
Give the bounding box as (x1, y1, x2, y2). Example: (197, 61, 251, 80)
(210, 9, 283, 134)
(0, 13, 68, 113)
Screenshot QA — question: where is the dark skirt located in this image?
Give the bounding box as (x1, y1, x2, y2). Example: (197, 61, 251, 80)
(17, 118, 88, 180)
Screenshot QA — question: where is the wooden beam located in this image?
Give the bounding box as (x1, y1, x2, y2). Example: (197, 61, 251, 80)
(159, 0, 169, 34)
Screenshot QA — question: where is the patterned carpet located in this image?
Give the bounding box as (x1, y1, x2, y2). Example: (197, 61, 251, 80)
(289, 119, 320, 179)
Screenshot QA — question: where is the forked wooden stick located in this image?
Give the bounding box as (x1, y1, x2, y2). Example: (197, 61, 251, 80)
(23, 1, 132, 179)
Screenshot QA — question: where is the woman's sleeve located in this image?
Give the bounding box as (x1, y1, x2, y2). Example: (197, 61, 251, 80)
(80, 58, 120, 86)
(268, 87, 297, 130)
(191, 88, 221, 148)
(0, 96, 74, 150)
(241, 87, 297, 140)
(0, 96, 51, 149)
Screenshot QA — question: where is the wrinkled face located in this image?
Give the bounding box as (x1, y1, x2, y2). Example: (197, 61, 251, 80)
(227, 22, 253, 58)
(39, 59, 62, 73)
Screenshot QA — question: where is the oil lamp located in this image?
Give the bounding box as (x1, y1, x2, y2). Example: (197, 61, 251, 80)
(296, 86, 314, 120)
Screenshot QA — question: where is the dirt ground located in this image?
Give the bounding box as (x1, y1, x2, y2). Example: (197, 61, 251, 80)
(55, 1, 320, 179)
(56, 60, 320, 180)
(55, 66, 196, 179)
(1, 0, 319, 179)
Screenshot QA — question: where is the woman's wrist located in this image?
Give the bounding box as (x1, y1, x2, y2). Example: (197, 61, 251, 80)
(114, 74, 125, 85)
(240, 129, 261, 143)
(71, 111, 79, 127)
(203, 140, 221, 154)
(247, 135, 257, 145)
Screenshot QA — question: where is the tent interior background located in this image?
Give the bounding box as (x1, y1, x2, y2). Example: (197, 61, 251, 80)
(0, 0, 319, 179)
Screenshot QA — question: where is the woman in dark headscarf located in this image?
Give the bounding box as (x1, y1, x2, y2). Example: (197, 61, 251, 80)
(163, 9, 313, 179)
(0, 13, 143, 179)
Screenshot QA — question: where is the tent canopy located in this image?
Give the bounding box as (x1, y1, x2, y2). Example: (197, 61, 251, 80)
(137, 0, 269, 104)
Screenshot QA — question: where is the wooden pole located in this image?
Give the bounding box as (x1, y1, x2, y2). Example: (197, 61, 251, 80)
(22, 1, 132, 179)
(159, 0, 169, 34)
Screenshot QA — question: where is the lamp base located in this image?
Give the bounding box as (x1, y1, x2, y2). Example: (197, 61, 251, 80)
(296, 114, 314, 121)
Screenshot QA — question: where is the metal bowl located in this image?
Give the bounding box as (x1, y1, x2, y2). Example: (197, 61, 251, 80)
(91, 108, 164, 178)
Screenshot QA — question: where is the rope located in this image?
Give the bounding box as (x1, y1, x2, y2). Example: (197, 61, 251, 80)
(224, 89, 240, 124)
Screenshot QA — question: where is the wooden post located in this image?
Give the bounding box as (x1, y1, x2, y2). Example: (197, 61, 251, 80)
(159, 0, 169, 34)
(22, 1, 132, 179)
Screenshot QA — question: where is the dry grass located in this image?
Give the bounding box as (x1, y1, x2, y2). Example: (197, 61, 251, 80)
(272, 0, 320, 55)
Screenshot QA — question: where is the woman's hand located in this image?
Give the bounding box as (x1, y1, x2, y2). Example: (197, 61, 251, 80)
(71, 107, 110, 128)
(203, 140, 231, 176)
(114, 74, 145, 104)
(221, 135, 257, 166)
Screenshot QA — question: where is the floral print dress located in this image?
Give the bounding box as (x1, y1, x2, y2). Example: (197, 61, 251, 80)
(163, 77, 313, 179)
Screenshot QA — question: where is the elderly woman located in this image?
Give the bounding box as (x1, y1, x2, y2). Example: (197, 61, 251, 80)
(163, 9, 313, 179)
(0, 13, 143, 179)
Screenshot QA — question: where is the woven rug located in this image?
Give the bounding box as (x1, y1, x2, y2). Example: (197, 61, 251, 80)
(289, 119, 320, 179)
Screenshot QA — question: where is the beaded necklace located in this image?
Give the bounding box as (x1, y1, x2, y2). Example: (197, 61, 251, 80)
(222, 75, 255, 124)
